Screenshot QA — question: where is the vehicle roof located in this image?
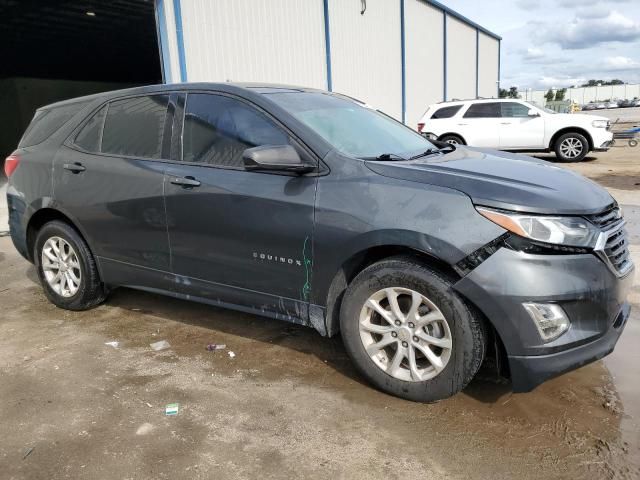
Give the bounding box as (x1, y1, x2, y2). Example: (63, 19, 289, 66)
(430, 98, 529, 107)
(39, 82, 326, 111)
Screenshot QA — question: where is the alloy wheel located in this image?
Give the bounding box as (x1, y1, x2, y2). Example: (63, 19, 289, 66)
(358, 287, 452, 382)
(41, 236, 82, 298)
(559, 137, 583, 158)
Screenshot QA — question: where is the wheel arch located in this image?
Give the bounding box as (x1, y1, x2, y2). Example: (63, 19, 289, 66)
(26, 208, 94, 264)
(549, 127, 593, 151)
(437, 133, 467, 145)
(323, 244, 459, 338)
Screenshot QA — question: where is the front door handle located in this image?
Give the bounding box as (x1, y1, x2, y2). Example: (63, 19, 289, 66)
(63, 162, 86, 173)
(170, 176, 201, 188)
(457, 123, 469, 126)
(500, 122, 513, 125)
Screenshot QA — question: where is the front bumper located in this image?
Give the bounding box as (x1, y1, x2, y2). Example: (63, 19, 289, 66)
(454, 247, 634, 392)
(592, 129, 614, 151)
(508, 303, 629, 391)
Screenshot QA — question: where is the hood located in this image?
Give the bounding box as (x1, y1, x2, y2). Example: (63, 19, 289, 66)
(365, 147, 614, 215)
(553, 112, 607, 123)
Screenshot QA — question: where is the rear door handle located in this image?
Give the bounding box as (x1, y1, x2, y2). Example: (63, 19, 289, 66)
(63, 162, 86, 173)
(170, 176, 201, 188)
(500, 122, 513, 125)
(457, 123, 468, 126)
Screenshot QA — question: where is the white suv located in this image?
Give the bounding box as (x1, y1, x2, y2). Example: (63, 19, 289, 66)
(417, 99, 613, 162)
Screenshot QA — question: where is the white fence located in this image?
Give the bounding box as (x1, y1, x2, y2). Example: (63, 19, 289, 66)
(519, 84, 640, 105)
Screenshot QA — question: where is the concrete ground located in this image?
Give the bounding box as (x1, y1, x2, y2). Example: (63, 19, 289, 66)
(1, 147, 639, 479)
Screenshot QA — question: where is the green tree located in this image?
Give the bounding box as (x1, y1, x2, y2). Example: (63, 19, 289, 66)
(508, 86, 520, 99)
(545, 89, 555, 102)
(499, 88, 508, 98)
(555, 88, 567, 101)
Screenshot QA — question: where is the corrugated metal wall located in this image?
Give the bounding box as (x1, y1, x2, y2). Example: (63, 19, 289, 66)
(157, 0, 500, 126)
(478, 32, 499, 98)
(328, 0, 402, 119)
(445, 16, 476, 101)
(404, 1, 444, 128)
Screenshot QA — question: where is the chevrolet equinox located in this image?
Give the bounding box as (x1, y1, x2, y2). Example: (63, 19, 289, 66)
(5, 84, 634, 402)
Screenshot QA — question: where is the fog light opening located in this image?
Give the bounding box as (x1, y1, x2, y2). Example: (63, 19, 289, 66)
(523, 303, 570, 342)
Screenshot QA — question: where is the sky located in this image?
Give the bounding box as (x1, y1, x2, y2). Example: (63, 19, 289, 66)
(444, 0, 640, 90)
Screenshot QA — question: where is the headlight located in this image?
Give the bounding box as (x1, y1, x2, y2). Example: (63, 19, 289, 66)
(592, 119, 608, 128)
(477, 207, 600, 248)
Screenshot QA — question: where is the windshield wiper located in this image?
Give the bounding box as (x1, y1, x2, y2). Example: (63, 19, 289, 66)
(368, 153, 406, 161)
(408, 143, 456, 160)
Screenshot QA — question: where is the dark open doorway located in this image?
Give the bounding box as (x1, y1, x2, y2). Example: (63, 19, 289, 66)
(1, 0, 163, 167)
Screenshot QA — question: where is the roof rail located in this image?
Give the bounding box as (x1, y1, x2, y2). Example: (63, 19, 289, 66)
(436, 96, 493, 103)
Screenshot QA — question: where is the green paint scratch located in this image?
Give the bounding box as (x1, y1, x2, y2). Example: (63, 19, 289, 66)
(301, 236, 312, 301)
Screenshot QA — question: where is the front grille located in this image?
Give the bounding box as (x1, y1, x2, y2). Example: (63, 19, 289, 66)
(587, 207, 633, 277)
(586, 206, 621, 229)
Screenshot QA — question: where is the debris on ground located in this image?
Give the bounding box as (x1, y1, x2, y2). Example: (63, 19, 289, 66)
(136, 423, 154, 435)
(104, 341, 119, 349)
(206, 343, 226, 351)
(150, 340, 171, 351)
(228, 351, 236, 358)
(165, 403, 179, 416)
(22, 447, 34, 460)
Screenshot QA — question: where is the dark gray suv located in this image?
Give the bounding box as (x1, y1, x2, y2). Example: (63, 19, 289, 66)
(5, 83, 634, 402)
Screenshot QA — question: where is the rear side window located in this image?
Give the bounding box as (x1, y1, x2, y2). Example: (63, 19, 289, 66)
(501, 102, 530, 118)
(74, 106, 107, 152)
(430, 105, 462, 119)
(183, 93, 289, 168)
(19, 101, 89, 147)
(101, 95, 169, 159)
(463, 102, 501, 118)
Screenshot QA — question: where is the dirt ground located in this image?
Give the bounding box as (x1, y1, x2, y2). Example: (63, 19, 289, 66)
(1, 146, 639, 480)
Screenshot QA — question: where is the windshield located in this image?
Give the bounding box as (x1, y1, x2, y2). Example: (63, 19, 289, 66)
(525, 101, 556, 114)
(267, 91, 435, 158)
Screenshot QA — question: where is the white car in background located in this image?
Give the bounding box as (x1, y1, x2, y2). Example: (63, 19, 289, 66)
(417, 98, 613, 162)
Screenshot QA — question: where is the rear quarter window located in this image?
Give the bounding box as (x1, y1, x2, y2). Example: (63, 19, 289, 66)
(430, 105, 462, 119)
(19, 101, 90, 147)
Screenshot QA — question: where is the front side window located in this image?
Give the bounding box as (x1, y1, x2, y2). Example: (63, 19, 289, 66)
(267, 91, 435, 158)
(101, 95, 169, 159)
(183, 93, 289, 168)
(501, 102, 530, 118)
(463, 102, 502, 118)
(431, 105, 462, 119)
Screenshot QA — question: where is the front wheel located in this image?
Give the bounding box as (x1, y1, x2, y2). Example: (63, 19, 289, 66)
(35, 221, 107, 310)
(555, 132, 588, 162)
(340, 258, 486, 402)
(438, 134, 464, 145)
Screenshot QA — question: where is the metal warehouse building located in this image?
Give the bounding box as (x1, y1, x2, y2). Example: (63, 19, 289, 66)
(156, 0, 501, 128)
(1, 0, 500, 164)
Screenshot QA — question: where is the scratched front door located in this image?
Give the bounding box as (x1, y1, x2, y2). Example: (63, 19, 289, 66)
(162, 92, 317, 317)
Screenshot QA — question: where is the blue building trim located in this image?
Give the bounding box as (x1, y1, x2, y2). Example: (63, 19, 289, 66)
(322, 0, 333, 91)
(400, 0, 406, 123)
(443, 12, 447, 102)
(425, 0, 501, 40)
(497, 40, 501, 98)
(155, 0, 172, 83)
(475, 28, 479, 98)
(173, 0, 188, 82)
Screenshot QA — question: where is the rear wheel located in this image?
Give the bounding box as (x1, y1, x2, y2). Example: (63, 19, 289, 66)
(35, 221, 107, 310)
(554, 132, 588, 162)
(340, 257, 486, 402)
(438, 134, 464, 145)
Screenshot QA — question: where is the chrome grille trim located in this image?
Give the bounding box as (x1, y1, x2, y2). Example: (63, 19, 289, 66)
(594, 220, 634, 278)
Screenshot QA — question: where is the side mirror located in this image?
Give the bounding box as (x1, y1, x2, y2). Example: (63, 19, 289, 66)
(243, 145, 315, 174)
(528, 108, 540, 117)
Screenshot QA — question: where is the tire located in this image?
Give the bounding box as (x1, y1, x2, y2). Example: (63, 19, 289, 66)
(340, 257, 486, 402)
(34, 220, 107, 310)
(438, 134, 465, 145)
(554, 132, 589, 162)
(629, 139, 638, 148)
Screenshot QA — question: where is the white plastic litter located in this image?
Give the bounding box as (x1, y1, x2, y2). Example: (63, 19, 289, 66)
(228, 351, 236, 358)
(104, 341, 119, 348)
(150, 340, 171, 351)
